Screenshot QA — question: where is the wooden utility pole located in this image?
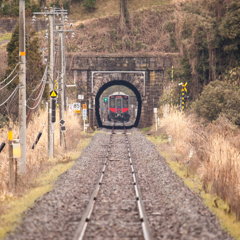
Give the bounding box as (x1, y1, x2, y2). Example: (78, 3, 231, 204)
(19, 0, 26, 173)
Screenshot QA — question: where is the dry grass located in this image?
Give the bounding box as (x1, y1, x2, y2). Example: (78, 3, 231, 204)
(158, 110, 240, 220)
(70, 0, 172, 21)
(0, 107, 83, 209)
(66, 3, 174, 54)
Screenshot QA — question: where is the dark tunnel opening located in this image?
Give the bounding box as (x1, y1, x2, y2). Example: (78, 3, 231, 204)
(95, 80, 142, 129)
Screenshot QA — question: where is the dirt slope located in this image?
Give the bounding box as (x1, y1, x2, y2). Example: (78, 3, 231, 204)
(66, 5, 175, 54)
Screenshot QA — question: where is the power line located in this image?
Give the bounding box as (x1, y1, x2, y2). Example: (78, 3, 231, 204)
(0, 85, 19, 107)
(0, 73, 19, 91)
(26, 80, 46, 110)
(0, 63, 20, 85)
(8, 86, 19, 106)
(26, 63, 48, 103)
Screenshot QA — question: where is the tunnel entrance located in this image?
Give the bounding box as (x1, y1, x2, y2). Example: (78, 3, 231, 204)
(95, 80, 142, 129)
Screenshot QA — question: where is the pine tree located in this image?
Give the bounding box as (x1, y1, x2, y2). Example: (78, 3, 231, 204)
(2, 24, 46, 120)
(4, 24, 45, 95)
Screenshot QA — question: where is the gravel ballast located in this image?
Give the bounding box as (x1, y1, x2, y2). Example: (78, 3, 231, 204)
(129, 132, 233, 240)
(4, 130, 234, 240)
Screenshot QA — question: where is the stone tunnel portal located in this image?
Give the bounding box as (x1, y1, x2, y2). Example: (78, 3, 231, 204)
(95, 80, 142, 129)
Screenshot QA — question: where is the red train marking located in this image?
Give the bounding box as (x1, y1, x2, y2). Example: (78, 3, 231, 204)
(109, 108, 116, 113)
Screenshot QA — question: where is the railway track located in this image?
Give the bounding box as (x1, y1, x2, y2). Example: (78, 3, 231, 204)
(73, 123, 152, 240)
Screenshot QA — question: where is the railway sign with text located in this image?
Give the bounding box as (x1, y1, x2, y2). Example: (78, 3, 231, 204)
(73, 102, 81, 113)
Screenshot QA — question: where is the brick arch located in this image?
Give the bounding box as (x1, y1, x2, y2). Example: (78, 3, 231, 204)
(95, 80, 142, 129)
(92, 72, 144, 98)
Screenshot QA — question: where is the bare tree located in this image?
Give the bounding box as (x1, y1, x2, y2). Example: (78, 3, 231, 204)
(120, 0, 129, 33)
(38, 0, 46, 11)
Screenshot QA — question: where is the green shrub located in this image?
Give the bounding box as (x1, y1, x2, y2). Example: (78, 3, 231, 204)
(194, 80, 240, 125)
(12, 6, 19, 16)
(78, 23, 84, 29)
(31, 4, 41, 13)
(83, 0, 96, 11)
(136, 41, 142, 50)
(63, 0, 70, 11)
(2, 2, 10, 15)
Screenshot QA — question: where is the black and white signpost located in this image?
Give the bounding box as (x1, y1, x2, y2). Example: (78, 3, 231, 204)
(154, 108, 158, 131)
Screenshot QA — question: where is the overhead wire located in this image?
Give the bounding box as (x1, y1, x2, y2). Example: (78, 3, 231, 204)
(0, 62, 20, 85)
(0, 85, 19, 107)
(26, 78, 46, 110)
(8, 86, 19, 106)
(27, 62, 48, 102)
(0, 73, 19, 91)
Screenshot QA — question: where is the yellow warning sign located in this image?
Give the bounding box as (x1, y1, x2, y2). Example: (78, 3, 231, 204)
(83, 104, 87, 109)
(50, 91, 58, 98)
(19, 52, 26, 56)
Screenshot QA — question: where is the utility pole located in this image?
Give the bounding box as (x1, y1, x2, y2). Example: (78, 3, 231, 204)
(33, 7, 72, 154)
(19, 0, 26, 173)
(48, 7, 54, 158)
(171, 66, 173, 110)
(59, 6, 65, 147)
(62, 8, 67, 111)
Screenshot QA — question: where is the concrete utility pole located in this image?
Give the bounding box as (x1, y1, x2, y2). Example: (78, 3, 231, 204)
(59, 6, 65, 147)
(48, 7, 54, 158)
(33, 7, 71, 154)
(19, 0, 26, 173)
(62, 9, 67, 111)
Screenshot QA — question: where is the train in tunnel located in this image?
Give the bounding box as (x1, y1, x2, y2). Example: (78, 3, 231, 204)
(107, 92, 130, 122)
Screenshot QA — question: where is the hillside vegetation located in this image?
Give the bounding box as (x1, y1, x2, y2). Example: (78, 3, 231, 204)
(70, 0, 171, 20)
(66, 4, 174, 54)
(164, 0, 240, 99)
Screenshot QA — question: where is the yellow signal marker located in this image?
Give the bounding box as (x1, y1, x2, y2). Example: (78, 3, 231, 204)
(8, 131, 13, 140)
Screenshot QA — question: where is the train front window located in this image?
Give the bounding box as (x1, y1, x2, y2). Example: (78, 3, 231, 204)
(110, 98, 115, 107)
(117, 99, 121, 108)
(123, 98, 128, 108)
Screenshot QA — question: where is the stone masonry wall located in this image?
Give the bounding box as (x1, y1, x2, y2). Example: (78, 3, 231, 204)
(66, 54, 173, 128)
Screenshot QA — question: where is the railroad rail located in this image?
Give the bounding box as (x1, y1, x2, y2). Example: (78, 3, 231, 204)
(73, 123, 152, 240)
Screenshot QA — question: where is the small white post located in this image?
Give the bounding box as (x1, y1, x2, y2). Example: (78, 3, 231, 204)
(154, 108, 158, 131)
